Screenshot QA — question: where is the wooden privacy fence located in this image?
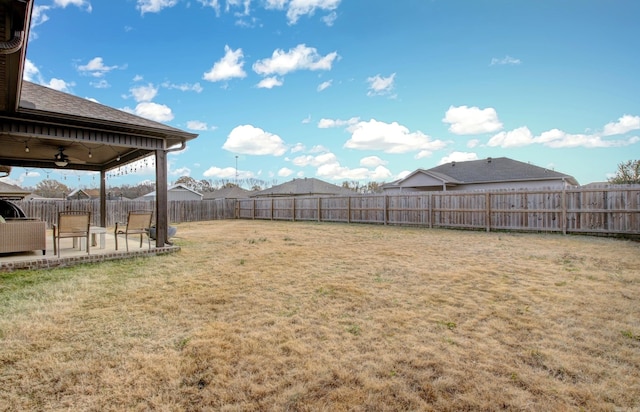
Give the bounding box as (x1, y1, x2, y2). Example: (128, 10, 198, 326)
(12, 186, 640, 236)
(14, 199, 236, 229)
(236, 187, 640, 236)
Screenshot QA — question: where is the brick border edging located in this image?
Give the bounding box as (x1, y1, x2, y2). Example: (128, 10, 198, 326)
(0, 246, 181, 272)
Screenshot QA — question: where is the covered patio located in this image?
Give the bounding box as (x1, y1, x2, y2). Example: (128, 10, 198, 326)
(0, 227, 178, 272)
(0, 0, 198, 268)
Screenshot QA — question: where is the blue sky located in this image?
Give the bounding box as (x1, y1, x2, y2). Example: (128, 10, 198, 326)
(7, 0, 640, 189)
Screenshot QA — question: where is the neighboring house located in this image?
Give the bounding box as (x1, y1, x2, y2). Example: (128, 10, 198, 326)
(251, 177, 358, 197)
(138, 184, 203, 201)
(382, 157, 579, 193)
(66, 188, 100, 200)
(203, 186, 252, 200)
(0, 180, 30, 200)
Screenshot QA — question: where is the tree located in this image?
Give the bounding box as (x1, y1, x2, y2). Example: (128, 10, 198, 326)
(174, 176, 198, 191)
(33, 179, 70, 198)
(608, 160, 640, 184)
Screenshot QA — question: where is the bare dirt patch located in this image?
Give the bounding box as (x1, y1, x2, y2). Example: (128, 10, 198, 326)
(1, 220, 639, 410)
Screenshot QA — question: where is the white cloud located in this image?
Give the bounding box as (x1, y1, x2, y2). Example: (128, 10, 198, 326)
(317, 80, 332, 91)
(535, 129, 639, 148)
(90, 79, 110, 89)
(137, 0, 178, 14)
(187, 120, 211, 131)
(490, 55, 521, 66)
(124, 102, 174, 122)
(317, 117, 359, 128)
(316, 163, 392, 181)
(442, 105, 503, 135)
(322, 11, 338, 26)
(367, 73, 395, 97)
(438, 152, 479, 164)
(23, 59, 43, 83)
(278, 167, 294, 177)
(602, 115, 640, 136)
(291, 152, 337, 167)
(203, 166, 254, 179)
(198, 0, 221, 15)
(171, 167, 191, 176)
(253, 44, 339, 76)
(130, 83, 158, 102)
(162, 81, 204, 93)
(344, 119, 448, 154)
(54, 0, 92, 11)
(223, 125, 288, 156)
(257, 76, 284, 89)
(487, 126, 534, 148)
(46, 78, 74, 92)
(31, 5, 51, 27)
(290, 143, 306, 153)
(487, 124, 640, 149)
(360, 156, 387, 168)
(466, 139, 480, 148)
(265, 0, 341, 25)
(22, 58, 79, 94)
(77, 57, 119, 78)
(203, 45, 247, 82)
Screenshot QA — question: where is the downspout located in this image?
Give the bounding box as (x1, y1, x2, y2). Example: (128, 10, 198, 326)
(0, 31, 25, 54)
(164, 139, 186, 153)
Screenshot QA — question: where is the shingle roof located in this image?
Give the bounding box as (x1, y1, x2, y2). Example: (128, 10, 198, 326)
(251, 177, 357, 197)
(0, 180, 30, 199)
(19, 81, 191, 135)
(426, 157, 578, 185)
(203, 186, 252, 199)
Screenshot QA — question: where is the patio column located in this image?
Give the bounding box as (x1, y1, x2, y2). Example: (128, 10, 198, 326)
(99, 170, 106, 227)
(155, 149, 168, 248)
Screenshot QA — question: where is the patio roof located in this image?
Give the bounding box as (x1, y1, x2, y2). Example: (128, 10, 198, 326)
(0, 0, 199, 247)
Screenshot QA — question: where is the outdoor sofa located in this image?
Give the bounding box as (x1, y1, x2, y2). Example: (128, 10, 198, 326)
(0, 218, 46, 255)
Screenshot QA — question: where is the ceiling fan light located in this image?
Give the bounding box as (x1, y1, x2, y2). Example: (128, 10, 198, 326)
(54, 147, 69, 167)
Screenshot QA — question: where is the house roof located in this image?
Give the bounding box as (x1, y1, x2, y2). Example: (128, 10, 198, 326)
(390, 157, 579, 188)
(251, 177, 357, 197)
(141, 184, 203, 199)
(0, 180, 30, 199)
(203, 186, 252, 199)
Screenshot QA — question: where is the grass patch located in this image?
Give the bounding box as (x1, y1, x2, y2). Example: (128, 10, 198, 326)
(1, 220, 639, 410)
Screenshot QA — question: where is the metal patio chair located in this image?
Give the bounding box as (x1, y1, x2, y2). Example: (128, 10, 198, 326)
(115, 210, 153, 251)
(53, 211, 91, 258)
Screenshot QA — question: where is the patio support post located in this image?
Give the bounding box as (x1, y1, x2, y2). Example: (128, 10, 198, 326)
(99, 170, 107, 227)
(155, 149, 168, 248)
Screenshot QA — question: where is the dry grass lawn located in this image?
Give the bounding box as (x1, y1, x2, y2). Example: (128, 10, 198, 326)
(1, 220, 639, 411)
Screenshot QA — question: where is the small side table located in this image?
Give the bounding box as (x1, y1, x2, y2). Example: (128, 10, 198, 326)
(90, 226, 107, 249)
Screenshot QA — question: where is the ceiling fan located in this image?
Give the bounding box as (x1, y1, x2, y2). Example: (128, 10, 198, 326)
(52, 146, 88, 167)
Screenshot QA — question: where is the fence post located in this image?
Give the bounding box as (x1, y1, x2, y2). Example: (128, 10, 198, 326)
(562, 188, 567, 235)
(317, 197, 321, 222)
(429, 193, 433, 228)
(252, 199, 256, 220)
(292, 198, 296, 222)
(271, 198, 274, 220)
(384, 195, 388, 225)
(485, 192, 491, 232)
(347, 197, 351, 223)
